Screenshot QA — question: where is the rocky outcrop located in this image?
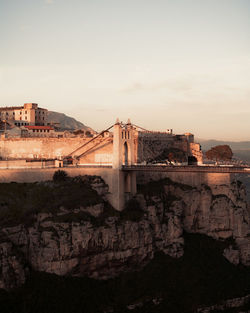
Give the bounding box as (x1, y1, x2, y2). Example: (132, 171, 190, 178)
(166, 181, 250, 265)
(0, 177, 249, 290)
(0, 199, 183, 286)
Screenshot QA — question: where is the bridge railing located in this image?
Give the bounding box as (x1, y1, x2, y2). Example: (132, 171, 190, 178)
(122, 164, 250, 173)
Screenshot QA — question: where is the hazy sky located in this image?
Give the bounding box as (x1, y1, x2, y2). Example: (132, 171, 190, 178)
(0, 0, 250, 140)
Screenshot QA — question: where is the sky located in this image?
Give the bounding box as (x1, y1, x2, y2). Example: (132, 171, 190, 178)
(0, 0, 250, 140)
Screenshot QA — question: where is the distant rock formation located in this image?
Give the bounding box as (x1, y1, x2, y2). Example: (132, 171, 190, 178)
(47, 111, 95, 132)
(199, 139, 250, 163)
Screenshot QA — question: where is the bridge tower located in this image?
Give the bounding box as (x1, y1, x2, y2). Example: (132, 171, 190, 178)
(111, 118, 137, 210)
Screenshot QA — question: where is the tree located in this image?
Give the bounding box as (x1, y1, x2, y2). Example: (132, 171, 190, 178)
(205, 145, 233, 161)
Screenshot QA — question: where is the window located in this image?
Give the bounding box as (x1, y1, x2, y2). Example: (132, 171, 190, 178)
(25, 116, 27, 120)
(25, 111, 27, 114)
(33, 130, 35, 132)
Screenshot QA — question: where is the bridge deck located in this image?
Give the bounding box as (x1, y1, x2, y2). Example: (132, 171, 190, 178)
(122, 165, 250, 174)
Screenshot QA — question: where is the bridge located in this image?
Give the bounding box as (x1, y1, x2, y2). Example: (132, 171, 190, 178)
(62, 120, 250, 210)
(0, 119, 248, 211)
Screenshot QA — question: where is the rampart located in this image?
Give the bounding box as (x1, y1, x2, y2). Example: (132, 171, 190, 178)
(0, 138, 88, 159)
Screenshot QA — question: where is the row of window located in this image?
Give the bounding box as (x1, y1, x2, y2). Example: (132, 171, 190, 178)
(32, 129, 50, 133)
(0, 111, 28, 115)
(122, 131, 130, 139)
(0, 110, 46, 116)
(1, 116, 45, 121)
(14, 122, 28, 126)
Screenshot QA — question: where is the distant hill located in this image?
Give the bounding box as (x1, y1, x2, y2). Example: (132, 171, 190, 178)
(198, 139, 250, 162)
(47, 111, 95, 132)
(198, 139, 250, 201)
(198, 139, 250, 151)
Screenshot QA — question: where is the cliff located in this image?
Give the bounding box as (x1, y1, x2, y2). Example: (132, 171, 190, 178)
(0, 174, 250, 312)
(0, 175, 249, 292)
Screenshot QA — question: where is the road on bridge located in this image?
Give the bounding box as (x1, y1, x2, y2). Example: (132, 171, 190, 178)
(122, 165, 250, 174)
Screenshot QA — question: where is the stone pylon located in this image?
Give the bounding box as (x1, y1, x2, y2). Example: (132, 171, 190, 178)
(110, 119, 137, 210)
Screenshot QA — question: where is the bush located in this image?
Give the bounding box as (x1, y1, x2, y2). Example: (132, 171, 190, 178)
(53, 170, 69, 182)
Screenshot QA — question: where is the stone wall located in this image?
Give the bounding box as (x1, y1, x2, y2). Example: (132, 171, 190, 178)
(0, 138, 88, 159)
(136, 171, 233, 187)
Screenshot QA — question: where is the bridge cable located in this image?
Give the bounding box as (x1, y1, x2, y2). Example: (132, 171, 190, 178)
(76, 137, 112, 160)
(66, 124, 115, 158)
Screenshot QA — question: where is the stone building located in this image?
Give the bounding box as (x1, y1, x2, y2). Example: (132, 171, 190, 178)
(0, 103, 48, 127)
(24, 125, 55, 137)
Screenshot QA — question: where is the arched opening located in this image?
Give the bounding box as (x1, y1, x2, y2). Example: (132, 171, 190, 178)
(188, 156, 198, 165)
(123, 142, 129, 165)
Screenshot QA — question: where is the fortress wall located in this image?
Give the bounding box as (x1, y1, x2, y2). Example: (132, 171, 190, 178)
(136, 172, 233, 187)
(0, 160, 55, 169)
(205, 173, 232, 185)
(0, 138, 89, 159)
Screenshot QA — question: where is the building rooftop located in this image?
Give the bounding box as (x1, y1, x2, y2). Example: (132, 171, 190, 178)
(0, 105, 47, 111)
(25, 126, 54, 130)
(0, 106, 23, 111)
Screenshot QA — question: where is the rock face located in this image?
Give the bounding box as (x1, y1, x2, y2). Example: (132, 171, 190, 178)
(165, 180, 250, 265)
(0, 177, 250, 290)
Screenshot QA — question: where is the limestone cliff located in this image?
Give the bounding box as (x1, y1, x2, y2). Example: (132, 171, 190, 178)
(0, 176, 249, 292)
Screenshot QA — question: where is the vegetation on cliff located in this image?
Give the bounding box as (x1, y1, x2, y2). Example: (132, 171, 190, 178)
(0, 174, 103, 227)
